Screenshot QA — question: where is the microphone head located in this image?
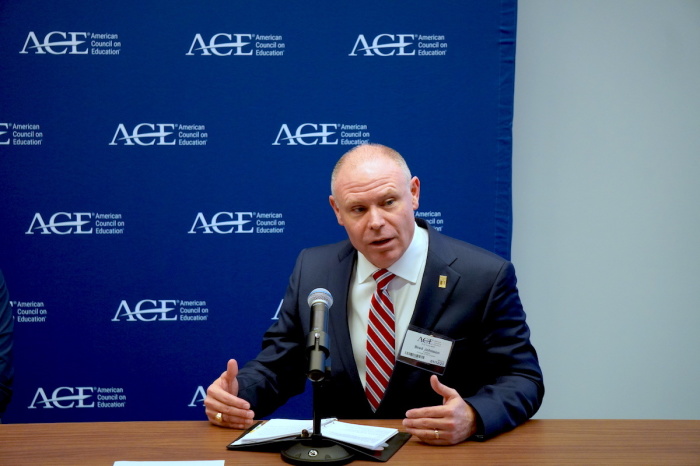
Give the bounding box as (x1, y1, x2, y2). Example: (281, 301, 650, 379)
(307, 288, 333, 308)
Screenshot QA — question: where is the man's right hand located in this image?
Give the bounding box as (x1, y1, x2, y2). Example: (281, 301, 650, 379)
(204, 359, 256, 429)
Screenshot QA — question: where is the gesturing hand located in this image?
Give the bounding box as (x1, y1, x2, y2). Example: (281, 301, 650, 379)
(204, 359, 255, 429)
(402, 375, 477, 445)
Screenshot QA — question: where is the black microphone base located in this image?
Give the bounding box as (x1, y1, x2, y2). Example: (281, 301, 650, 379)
(281, 438, 355, 465)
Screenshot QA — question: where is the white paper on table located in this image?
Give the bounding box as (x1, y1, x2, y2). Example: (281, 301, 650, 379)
(231, 418, 327, 445)
(232, 418, 397, 451)
(321, 421, 398, 450)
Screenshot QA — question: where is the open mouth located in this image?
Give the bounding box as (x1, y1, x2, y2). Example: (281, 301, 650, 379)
(371, 238, 392, 246)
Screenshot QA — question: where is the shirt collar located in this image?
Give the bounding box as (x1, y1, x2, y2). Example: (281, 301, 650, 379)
(356, 222, 429, 284)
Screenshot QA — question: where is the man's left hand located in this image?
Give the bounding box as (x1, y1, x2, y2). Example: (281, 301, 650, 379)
(402, 375, 478, 445)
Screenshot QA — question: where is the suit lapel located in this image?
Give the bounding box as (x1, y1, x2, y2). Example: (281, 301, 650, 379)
(409, 226, 461, 331)
(327, 243, 362, 386)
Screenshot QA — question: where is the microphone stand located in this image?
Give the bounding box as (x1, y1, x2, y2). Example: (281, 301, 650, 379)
(281, 333, 355, 465)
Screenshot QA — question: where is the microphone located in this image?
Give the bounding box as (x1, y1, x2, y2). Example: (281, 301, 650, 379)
(281, 287, 355, 465)
(306, 288, 333, 382)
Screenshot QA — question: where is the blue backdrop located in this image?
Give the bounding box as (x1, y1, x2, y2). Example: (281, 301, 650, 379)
(0, 0, 517, 423)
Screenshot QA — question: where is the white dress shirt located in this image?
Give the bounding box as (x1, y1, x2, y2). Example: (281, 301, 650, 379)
(348, 224, 429, 389)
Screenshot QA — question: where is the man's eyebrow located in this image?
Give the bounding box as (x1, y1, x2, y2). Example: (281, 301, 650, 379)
(345, 190, 397, 204)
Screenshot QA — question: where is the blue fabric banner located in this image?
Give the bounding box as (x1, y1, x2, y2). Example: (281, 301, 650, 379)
(0, 0, 517, 423)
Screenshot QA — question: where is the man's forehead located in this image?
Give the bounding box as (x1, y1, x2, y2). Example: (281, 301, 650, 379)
(341, 183, 400, 204)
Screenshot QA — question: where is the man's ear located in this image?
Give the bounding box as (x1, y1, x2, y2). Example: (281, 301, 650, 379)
(329, 195, 344, 226)
(410, 176, 421, 210)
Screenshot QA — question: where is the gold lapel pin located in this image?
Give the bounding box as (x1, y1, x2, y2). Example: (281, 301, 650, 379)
(438, 275, 447, 288)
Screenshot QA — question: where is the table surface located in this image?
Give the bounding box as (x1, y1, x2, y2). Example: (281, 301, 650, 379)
(1, 419, 699, 465)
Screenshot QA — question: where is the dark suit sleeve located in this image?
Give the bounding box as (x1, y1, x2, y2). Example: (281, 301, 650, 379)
(235, 250, 309, 418)
(463, 261, 544, 439)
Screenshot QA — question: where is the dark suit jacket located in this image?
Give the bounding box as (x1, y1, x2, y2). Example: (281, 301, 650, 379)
(237, 219, 544, 439)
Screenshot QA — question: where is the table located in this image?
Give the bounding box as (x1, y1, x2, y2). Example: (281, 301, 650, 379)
(1, 419, 699, 465)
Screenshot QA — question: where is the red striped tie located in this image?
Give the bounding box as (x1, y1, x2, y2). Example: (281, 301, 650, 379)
(365, 269, 396, 412)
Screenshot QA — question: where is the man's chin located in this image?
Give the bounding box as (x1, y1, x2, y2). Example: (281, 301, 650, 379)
(364, 250, 399, 269)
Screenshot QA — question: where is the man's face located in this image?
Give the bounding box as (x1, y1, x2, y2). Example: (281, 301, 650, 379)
(329, 154, 420, 269)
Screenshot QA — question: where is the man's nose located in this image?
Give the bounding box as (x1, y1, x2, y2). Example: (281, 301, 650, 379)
(367, 207, 385, 230)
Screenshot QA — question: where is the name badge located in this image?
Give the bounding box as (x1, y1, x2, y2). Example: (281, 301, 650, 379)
(398, 326, 454, 375)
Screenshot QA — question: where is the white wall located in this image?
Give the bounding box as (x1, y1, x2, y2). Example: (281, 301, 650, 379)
(512, 0, 700, 419)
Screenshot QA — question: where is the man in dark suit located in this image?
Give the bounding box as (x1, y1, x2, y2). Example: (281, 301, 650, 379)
(205, 144, 543, 444)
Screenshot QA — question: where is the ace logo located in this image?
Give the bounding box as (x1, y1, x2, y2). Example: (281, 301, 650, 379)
(29, 387, 95, 409)
(186, 33, 253, 56)
(112, 300, 178, 322)
(188, 212, 254, 234)
(349, 34, 416, 56)
(272, 123, 339, 145)
(109, 123, 176, 146)
(26, 212, 93, 235)
(20, 31, 89, 54)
